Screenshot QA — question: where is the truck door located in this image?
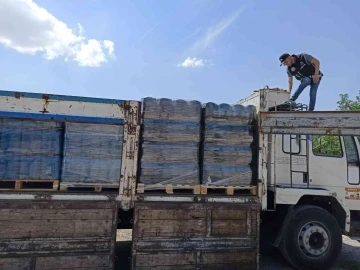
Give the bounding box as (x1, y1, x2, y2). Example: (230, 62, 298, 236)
(343, 136, 360, 207)
(343, 136, 360, 185)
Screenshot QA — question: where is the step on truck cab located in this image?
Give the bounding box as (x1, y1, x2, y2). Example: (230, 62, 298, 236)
(0, 87, 359, 270)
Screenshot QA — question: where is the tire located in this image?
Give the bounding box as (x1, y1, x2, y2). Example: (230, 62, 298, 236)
(279, 205, 342, 270)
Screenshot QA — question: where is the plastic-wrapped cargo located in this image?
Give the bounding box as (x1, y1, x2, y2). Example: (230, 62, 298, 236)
(0, 118, 62, 180)
(61, 122, 123, 186)
(0, 155, 61, 180)
(202, 102, 256, 186)
(138, 97, 201, 186)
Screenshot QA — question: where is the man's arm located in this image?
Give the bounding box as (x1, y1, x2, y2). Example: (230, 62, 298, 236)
(287, 69, 293, 94)
(303, 53, 320, 81)
(288, 75, 293, 94)
(311, 57, 320, 75)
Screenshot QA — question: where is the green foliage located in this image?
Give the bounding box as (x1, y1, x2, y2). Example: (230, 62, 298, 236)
(336, 91, 360, 111)
(312, 134, 342, 157)
(312, 91, 360, 156)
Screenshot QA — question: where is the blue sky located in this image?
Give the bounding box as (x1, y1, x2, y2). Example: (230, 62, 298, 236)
(0, 0, 359, 110)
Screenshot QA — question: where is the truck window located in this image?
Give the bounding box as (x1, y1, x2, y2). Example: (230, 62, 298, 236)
(312, 135, 343, 157)
(282, 134, 301, 154)
(343, 136, 359, 163)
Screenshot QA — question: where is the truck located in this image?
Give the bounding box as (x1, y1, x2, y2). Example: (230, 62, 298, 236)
(0, 87, 359, 270)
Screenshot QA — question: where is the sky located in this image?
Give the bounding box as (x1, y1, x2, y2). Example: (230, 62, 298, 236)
(0, 0, 360, 110)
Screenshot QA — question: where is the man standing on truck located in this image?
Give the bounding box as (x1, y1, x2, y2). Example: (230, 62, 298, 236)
(279, 53, 323, 111)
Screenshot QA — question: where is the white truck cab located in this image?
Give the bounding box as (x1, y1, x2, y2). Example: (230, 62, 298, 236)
(241, 87, 360, 270)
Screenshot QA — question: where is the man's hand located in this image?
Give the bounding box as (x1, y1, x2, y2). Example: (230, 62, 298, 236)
(312, 74, 320, 83)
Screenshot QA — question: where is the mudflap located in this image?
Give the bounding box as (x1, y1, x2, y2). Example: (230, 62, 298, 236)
(349, 211, 360, 240)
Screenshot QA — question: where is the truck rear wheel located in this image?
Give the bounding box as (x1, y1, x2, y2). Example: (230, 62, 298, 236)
(279, 205, 342, 270)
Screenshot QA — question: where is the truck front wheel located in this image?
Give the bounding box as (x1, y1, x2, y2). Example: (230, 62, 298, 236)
(280, 205, 342, 270)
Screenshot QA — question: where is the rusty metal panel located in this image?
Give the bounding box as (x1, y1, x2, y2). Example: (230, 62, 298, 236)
(132, 201, 260, 269)
(0, 199, 117, 270)
(119, 100, 141, 210)
(0, 90, 126, 120)
(259, 111, 360, 136)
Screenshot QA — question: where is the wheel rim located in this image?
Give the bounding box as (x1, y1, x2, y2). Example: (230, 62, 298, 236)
(298, 222, 330, 257)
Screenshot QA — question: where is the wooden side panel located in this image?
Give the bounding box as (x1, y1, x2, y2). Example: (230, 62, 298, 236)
(132, 201, 260, 270)
(0, 257, 32, 270)
(36, 255, 111, 269)
(0, 200, 117, 270)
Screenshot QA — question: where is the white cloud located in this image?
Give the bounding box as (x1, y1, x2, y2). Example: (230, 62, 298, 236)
(191, 7, 245, 51)
(0, 0, 115, 67)
(178, 57, 206, 68)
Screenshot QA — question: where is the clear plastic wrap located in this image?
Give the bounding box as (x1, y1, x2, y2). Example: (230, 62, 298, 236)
(142, 97, 201, 121)
(0, 155, 61, 180)
(0, 118, 62, 180)
(0, 118, 62, 155)
(138, 98, 201, 186)
(61, 122, 123, 185)
(202, 102, 256, 186)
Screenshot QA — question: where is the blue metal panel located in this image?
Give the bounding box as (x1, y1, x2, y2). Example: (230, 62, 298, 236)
(0, 90, 125, 105)
(0, 111, 124, 124)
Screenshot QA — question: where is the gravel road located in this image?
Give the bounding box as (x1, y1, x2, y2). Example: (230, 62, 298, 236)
(116, 230, 360, 269)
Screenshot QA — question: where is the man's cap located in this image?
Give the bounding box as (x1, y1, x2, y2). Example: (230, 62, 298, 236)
(279, 53, 290, 66)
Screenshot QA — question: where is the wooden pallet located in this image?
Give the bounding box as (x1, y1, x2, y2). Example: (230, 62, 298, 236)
(0, 180, 59, 191)
(59, 184, 118, 192)
(200, 185, 257, 196)
(137, 184, 201, 195)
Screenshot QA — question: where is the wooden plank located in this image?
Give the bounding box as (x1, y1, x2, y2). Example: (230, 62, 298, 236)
(0, 257, 32, 270)
(134, 238, 257, 250)
(138, 220, 207, 238)
(0, 238, 110, 254)
(137, 184, 201, 195)
(0, 220, 112, 239)
(200, 185, 257, 196)
(59, 184, 118, 193)
(201, 250, 257, 264)
(0, 201, 115, 210)
(138, 209, 206, 220)
(0, 208, 114, 221)
(0, 180, 59, 191)
(211, 220, 248, 236)
(135, 266, 195, 270)
(134, 253, 196, 267)
(195, 264, 256, 270)
(211, 209, 247, 220)
(35, 254, 111, 269)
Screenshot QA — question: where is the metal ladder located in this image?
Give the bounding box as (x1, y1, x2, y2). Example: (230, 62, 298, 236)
(268, 101, 309, 211)
(289, 102, 310, 188)
(289, 134, 310, 188)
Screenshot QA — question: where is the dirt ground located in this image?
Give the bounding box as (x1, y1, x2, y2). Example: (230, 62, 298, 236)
(115, 230, 360, 270)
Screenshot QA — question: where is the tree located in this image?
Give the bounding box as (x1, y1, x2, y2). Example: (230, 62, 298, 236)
(336, 91, 360, 111)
